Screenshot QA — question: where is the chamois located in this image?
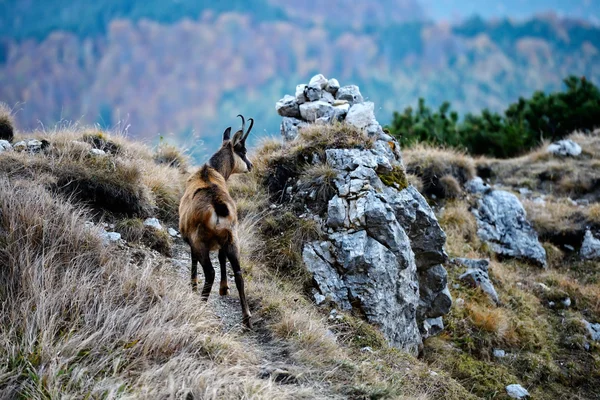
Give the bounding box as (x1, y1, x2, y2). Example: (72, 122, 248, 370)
(179, 115, 254, 328)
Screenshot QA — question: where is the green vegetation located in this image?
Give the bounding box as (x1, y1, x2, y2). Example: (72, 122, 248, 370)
(388, 76, 600, 158)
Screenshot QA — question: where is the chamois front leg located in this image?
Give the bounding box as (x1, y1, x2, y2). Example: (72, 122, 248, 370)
(224, 242, 252, 329)
(218, 248, 229, 296)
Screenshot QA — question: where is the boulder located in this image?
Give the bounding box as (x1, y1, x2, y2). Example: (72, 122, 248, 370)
(345, 102, 377, 131)
(418, 265, 452, 320)
(547, 139, 582, 157)
(300, 101, 335, 122)
(295, 84, 308, 105)
(281, 117, 308, 142)
(473, 190, 547, 268)
(321, 91, 335, 104)
(0, 140, 12, 153)
(326, 195, 347, 228)
(326, 78, 340, 95)
(336, 85, 364, 105)
(276, 95, 301, 118)
(580, 230, 600, 260)
(90, 148, 106, 156)
(506, 384, 530, 399)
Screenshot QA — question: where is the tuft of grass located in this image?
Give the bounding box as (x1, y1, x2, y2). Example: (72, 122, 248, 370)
(0, 102, 15, 142)
(153, 142, 188, 170)
(403, 144, 475, 200)
(299, 163, 339, 205)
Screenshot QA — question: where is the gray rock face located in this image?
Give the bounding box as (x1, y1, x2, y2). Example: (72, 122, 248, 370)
(336, 85, 364, 105)
(384, 186, 448, 270)
(547, 139, 582, 157)
(583, 319, 600, 341)
(300, 101, 335, 122)
(306, 85, 322, 102)
(418, 265, 452, 320)
(580, 230, 600, 260)
(0, 140, 12, 153)
(506, 384, 530, 399)
(473, 190, 547, 268)
(281, 117, 308, 142)
(457, 258, 499, 304)
(276, 95, 301, 118)
(305, 229, 421, 354)
(345, 102, 377, 131)
(321, 91, 335, 104)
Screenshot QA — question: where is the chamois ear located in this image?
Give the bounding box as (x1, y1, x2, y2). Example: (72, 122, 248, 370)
(231, 129, 244, 146)
(223, 127, 232, 142)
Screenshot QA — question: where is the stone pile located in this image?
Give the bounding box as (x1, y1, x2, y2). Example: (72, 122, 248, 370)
(277, 74, 386, 141)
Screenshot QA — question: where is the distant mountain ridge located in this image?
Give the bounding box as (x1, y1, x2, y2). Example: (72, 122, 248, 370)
(0, 2, 598, 159)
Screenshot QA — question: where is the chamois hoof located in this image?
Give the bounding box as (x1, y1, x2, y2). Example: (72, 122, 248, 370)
(219, 286, 230, 296)
(243, 316, 252, 330)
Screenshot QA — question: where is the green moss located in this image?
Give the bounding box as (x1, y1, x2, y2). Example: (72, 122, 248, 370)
(377, 166, 408, 190)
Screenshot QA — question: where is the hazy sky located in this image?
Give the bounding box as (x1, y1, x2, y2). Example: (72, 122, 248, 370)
(421, 0, 599, 23)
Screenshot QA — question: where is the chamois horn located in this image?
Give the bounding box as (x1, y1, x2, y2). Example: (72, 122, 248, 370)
(243, 118, 254, 143)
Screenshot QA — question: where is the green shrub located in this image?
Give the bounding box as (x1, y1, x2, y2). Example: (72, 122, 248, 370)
(387, 76, 600, 158)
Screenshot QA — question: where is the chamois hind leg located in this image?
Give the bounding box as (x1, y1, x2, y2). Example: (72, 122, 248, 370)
(195, 248, 215, 300)
(190, 252, 199, 292)
(224, 242, 252, 328)
(218, 248, 229, 296)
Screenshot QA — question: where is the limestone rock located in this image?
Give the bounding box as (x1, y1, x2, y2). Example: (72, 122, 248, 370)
(458, 258, 499, 304)
(345, 102, 377, 131)
(336, 85, 364, 105)
(583, 319, 600, 341)
(144, 217, 162, 230)
(473, 190, 547, 268)
(384, 185, 448, 270)
(0, 140, 12, 153)
(506, 384, 530, 399)
(580, 230, 600, 260)
(13, 139, 49, 153)
(281, 117, 308, 142)
(465, 177, 491, 194)
(309, 74, 328, 89)
(422, 317, 444, 339)
(547, 139, 582, 157)
(300, 101, 334, 122)
(276, 95, 301, 118)
(295, 84, 308, 105)
(326, 78, 340, 95)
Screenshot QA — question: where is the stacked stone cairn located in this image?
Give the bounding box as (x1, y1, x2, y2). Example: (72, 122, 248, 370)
(276, 74, 452, 355)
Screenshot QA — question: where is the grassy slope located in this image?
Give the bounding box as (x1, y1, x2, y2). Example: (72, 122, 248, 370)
(404, 131, 600, 399)
(0, 121, 473, 399)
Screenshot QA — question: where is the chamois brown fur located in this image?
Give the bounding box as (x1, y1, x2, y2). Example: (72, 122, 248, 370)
(179, 115, 254, 328)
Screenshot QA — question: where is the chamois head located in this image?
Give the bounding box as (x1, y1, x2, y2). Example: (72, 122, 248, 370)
(221, 114, 254, 174)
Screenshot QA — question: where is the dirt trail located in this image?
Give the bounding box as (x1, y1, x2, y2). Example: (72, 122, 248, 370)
(169, 240, 343, 399)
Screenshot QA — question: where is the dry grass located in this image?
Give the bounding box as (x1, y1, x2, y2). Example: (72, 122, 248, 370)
(481, 130, 600, 199)
(153, 141, 189, 171)
(0, 177, 293, 399)
(403, 145, 475, 199)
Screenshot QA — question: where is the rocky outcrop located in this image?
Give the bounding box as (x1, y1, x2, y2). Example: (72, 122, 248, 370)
(580, 230, 600, 260)
(278, 75, 452, 354)
(472, 189, 547, 268)
(547, 139, 582, 157)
